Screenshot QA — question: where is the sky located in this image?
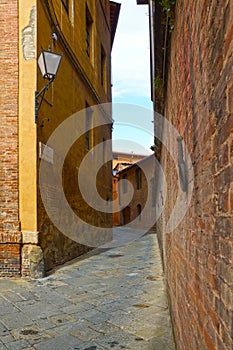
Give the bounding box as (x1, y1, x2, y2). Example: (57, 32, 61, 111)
(111, 0, 154, 155)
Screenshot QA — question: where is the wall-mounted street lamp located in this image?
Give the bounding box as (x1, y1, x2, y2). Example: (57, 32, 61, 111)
(35, 50, 63, 123)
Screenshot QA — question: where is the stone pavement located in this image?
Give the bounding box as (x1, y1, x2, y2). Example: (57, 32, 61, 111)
(0, 230, 176, 350)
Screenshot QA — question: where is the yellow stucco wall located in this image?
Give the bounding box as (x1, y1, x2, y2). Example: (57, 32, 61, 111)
(19, 1, 38, 233)
(36, 0, 113, 270)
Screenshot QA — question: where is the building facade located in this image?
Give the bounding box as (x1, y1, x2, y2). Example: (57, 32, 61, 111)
(112, 152, 149, 227)
(112, 151, 147, 169)
(114, 155, 157, 229)
(0, 0, 120, 277)
(138, 0, 233, 349)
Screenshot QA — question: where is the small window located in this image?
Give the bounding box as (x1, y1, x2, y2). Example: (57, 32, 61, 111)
(86, 5, 93, 58)
(151, 177, 156, 207)
(118, 181, 121, 205)
(103, 138, 106, 164)
(62, 0, 69, 13)
(137, 204, 142, 221)
(136, 168, 142, 190)
(85, 104, 93, 150)
(101, 45, 106, 89)
(123, 174, 127, 193)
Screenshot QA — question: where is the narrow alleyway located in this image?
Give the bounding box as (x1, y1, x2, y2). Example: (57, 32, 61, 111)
(0, 230, 175, 350)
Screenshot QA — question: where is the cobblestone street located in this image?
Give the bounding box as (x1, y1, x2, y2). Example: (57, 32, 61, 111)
(0, 230, 175, 350)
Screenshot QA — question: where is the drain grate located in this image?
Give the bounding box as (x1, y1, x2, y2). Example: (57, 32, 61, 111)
(20, 329, 39, 336)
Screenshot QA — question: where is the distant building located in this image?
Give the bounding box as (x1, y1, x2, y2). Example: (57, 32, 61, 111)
(113, 155, 156, 229)
(112, 152, 148, 227)
(112, 173, 121, 226)
(113, 151, 147, 170)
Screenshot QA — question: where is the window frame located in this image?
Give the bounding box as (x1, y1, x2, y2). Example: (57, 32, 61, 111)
(137, 204, 142, 221)
(62, 0, 69, 14)
(122, 174, 127, 194)
(86, 5, 93, 58)
(101, 45, 106, 89)
(136, 168, 142, 190)
(85, 104, 93, 151)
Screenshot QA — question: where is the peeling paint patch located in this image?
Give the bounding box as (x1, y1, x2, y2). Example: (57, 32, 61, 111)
(22, 6, 36, 60)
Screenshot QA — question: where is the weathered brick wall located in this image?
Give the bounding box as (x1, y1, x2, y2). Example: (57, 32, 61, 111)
(0, 0, 21, 276)
(159, 0, 233, 349)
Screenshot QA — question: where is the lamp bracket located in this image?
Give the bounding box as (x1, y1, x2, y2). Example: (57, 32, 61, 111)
(35, 77, 54, 124)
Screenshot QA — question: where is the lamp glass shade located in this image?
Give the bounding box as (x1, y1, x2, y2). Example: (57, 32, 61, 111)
(37, 50, 62, 80)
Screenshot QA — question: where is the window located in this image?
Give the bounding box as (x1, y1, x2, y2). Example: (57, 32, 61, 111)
(151, 177, 156, 207)
(136, 168, 142, 190)
(62, 0, 69, 13)
(137, 204, 142, 221)
(86, 5, 93, 58)
(101, 45, 106, 89)
(122, 174, 127, 193)
(103, 138, 106, 164)
(85, 104, 93, 150)
(118, 181, 121, 205)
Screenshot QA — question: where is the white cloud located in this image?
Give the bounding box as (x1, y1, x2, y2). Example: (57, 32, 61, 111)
(111, 0, 153, 153)
(112, 0, 151, 100)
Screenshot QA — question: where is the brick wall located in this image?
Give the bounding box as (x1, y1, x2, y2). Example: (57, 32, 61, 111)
(158, 0, 233, 349)
(0, 0, 21, 276)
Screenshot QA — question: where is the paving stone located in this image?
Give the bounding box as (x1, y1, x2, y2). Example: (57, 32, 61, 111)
(96, 300, 132, 314)
(60, 304, 87, 314)
(0, 335, 14, 344)
(0, 292, 25, 304)
(14, 291, 39, 302)
(0, 231, 175, 349)
(88, 322, 121, 335)
(1, 313, 33, 330)
(132, 336, 176, 350)
(128, 324, 168, 340)
(0, 322, 10, 337)
(70, 342, 105, 350)
(52, 319, 93, 337)
(95, 329, 141, 349)
(33, 335, 82, 350)
(48, 313, 77, 325)
(5, 340, 30, 350)
(0, 281, 31, 293)
(0, 341, 7, 350)
(70, 326, 102, 342)
(76, 310, 110, 324)
(0, 305, 20, 317)
(17, 301, 59, 320)
(34, 317, 56, 331)
(107, 310, 135, 327)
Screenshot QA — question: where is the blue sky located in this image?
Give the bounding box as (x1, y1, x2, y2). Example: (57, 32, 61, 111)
(111, 0, 154, 155)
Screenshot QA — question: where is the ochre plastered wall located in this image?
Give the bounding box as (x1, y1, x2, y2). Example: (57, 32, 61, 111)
(36, 0, 113, 272)
(0, 0, 115, 277)
(19, 2, 38, 234)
